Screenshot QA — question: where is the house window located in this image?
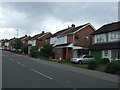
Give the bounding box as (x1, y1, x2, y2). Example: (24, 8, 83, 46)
(55, 48, 62, 54)
(110, 31, 120, 40)
(95, 34, 106, 43)
(74, 34, 80, 40)
(83, 36, 89, 41)
(111, 50, 120, 60)
(23, 41, 25, 43)
(104, 50, 108, 57)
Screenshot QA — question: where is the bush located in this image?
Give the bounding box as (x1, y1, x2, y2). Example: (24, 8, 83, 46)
(105, 62, 120, 74)
(30, 46, 39, 57)
(100, 58, 110, 64)
(39, 44, 53, 58)
(22, 46, 28, 54)
(88, 60, 98, 70)
(30, 50, 39, 57)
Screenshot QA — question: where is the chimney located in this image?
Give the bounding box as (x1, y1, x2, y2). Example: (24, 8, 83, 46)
(25, 35, 27, 37)
(71, 24, 75, 28)
(42, 31, 44, 34)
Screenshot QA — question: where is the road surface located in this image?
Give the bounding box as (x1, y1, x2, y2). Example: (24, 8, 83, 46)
(2, 51, 118, 88)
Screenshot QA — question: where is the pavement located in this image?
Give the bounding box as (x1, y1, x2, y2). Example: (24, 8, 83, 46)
(2, 51, 119, 88)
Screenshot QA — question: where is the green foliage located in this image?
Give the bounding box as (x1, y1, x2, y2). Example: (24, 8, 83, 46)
(39, 44, 53, 58)
(30, 46, 39, 57)
(88, 60, 98, 70)
(10, 38, 22, 50)
(21, 46, 28, 54)
(100, 58, 110, 64)
(105, 62, 120, 74)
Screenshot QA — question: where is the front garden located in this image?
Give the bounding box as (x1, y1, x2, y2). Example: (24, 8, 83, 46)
(58, 58, 120, 75)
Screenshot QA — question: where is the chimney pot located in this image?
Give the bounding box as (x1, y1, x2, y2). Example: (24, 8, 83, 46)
(42, 31, 44, 33)
(71, 24, 75, 28)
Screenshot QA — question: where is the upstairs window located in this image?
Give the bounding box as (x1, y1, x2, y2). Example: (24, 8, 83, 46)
(95, 34, 106, 43)
(83, 36, 89, 41)
(74, 34, 80, 40)
(110, 31, 120, 41)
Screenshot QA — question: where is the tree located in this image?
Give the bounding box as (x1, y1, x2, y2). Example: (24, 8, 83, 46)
(39, 44, 53, 58)
(10, 38, 22, 50)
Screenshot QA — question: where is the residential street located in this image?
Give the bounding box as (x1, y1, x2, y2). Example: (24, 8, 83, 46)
(2, 51, 118, 88)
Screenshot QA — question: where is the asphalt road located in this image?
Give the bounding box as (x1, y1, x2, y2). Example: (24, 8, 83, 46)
(2, 51, 118, 88)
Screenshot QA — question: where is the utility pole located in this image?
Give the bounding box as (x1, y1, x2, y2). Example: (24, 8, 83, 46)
(16, 29, 18, 38)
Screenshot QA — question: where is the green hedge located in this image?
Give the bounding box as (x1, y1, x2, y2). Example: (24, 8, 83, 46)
(105, 62, 120, 74)
(88, 60, 98, 70)
(100, 58, 110, 64)
(30, 46, 39, 57)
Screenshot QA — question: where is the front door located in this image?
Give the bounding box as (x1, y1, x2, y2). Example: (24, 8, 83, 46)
(63, 48, 66, 59)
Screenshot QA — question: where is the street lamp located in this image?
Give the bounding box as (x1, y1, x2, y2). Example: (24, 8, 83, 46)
(16, 29, 18, 38)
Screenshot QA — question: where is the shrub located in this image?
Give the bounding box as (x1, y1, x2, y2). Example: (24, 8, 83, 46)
(21, 46, 28, 54)
(30, 50, 39, 57)
(105, 62, 120, 74)
(39, 44, 53, 58)
(100, 58, 110, 64)
(88, 60, 98, 70)
(30, 46, 39, 57)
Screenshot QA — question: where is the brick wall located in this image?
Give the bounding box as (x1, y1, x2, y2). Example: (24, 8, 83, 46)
(38, 33, 52, 47)
(74, 25, 94, 47)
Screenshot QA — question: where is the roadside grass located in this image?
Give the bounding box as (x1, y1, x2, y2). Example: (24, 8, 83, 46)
(58, 60, 107, 72)
(95, 64, 106, 72)
(58, 60, 88, 69)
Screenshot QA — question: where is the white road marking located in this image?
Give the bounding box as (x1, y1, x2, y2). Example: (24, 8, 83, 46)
(16, 62, 25, 67)
(30, 68, 53, 80)
(9, 58, 14, 61)
(66, 81, 70, 83)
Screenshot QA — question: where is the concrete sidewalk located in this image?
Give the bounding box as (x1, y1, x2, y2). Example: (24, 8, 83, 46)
(16, 53, 119, 84)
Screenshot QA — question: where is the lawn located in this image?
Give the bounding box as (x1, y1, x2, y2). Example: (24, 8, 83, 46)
(58, 60, 88, 69)
(58, 60, 107, 73)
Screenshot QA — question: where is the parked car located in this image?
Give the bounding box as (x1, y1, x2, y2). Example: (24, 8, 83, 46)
(4, 48, 11, 51)
(11, 48, 17, 52)
(70, 55, 95, 64)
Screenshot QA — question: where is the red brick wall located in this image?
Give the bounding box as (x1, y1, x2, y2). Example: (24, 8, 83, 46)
(74, 25, 94, 47)
(38, 33, 52, 47)
(66, 48, 73, 60)
(67, 34, 73, 43)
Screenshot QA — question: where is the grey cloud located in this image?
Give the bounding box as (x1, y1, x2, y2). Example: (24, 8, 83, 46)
(0, 2, 118, 39)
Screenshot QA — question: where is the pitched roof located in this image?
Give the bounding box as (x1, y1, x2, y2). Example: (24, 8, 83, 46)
(91, 21, 120, 35)
(59, 24, 88, 36)
(51, 28, 69, 37)
(38, 32, 52, 40)
(30, 33, 45, 40)
(19, 35, 28, 40)
(51, 23, 93, 37)
(22, 36, 31, 41)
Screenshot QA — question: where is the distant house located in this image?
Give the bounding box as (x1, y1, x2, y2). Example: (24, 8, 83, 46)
(37, 32, 52, 47)
(4, 37, 16, 50)
(90, 21, 120, 62)
(19, 35, 31, 47)
(0, 39, 5, 49)
(50, 23, 95, 60)
(28, 31, 52, 48)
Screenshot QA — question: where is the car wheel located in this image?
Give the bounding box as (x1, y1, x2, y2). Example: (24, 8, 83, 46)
(78, 61, 82, 64)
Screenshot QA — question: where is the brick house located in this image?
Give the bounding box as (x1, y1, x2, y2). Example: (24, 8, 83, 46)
(50, 23, 95, 60)
(0, 39, 5, 49)
(28, 31, 52, 49)
(37, 32, 52, 47)
(90, 21, 120, 62)
(4, 37, 16, 50)
(19, 35, 31, 47)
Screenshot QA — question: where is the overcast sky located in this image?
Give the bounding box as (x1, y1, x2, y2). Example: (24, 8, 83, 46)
(0, 2, 118, 39)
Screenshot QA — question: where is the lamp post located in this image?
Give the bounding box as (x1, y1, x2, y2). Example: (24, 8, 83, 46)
(16, 29, 18, 38)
